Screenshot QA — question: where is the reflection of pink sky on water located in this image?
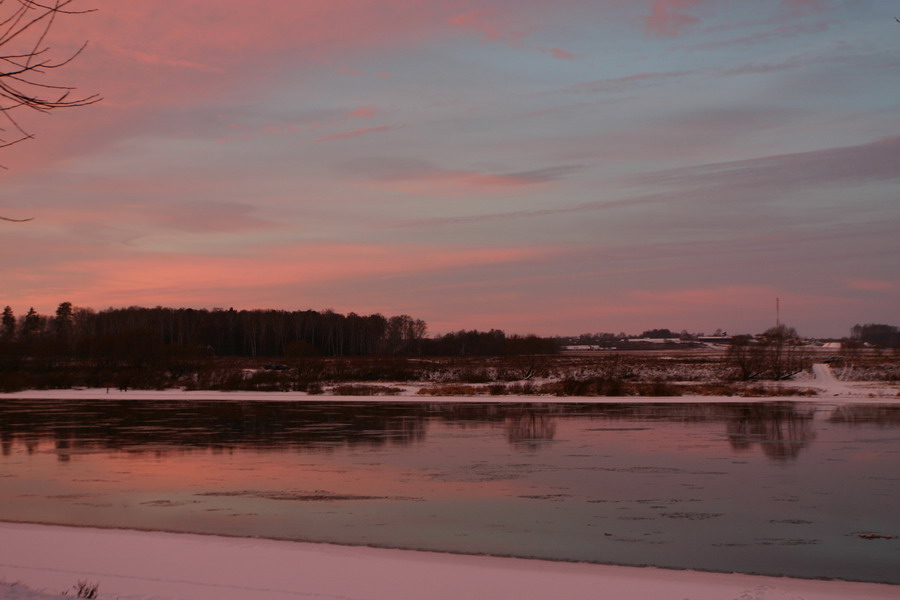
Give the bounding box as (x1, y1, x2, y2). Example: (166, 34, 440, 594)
(2, 401, 898, 585)
(9, 431, 531, 501)
(3, 409, 875, 506)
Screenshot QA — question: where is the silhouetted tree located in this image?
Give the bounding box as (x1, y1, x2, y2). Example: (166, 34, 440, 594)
(727, 335, 762, 380)
(53, 301, 72, 332)
(0, 305, 14, 338)
(51, 300, 74, 354)
(727, 325, 808, 380)
(640, 328, 677, 339)
(19, 306, 43, 337)
(850, 323, 900, 348)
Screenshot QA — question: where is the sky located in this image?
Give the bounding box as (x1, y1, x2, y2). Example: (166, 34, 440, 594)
(1, 0, 898, 338)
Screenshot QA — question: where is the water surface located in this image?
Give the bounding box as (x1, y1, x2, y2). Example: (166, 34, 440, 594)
(1, 399, 898, 583)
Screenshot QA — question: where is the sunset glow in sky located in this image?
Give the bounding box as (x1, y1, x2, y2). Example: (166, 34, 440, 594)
(2, 0, 898, 337)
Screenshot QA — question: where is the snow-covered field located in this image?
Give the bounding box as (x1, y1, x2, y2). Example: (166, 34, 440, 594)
(1, 363, 898, 599)
(1, 522, 898, 600)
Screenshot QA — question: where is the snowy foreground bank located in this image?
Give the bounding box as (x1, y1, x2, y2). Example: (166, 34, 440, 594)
(1, 522, 897, 600)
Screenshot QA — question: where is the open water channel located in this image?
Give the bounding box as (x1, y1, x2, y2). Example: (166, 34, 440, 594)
(1, 399, 898, 583)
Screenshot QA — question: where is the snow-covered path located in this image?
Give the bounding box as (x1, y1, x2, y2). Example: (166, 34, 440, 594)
(811, 362, 850, 396)
(1, 522, 898, 600)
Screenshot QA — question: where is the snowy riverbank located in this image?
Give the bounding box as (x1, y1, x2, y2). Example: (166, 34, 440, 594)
(1, 522, 898, 600)
(1, 363, 896, 403)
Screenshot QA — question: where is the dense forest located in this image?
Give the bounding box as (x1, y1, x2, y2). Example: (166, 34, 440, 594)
(0, 303, 556, 360)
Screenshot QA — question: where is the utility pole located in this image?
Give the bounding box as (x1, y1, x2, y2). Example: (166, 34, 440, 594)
(776, 297, 781, 328)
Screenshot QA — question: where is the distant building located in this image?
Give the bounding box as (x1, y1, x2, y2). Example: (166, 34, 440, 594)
(562, 345, 616, 351)
(631, 337, 684, 344)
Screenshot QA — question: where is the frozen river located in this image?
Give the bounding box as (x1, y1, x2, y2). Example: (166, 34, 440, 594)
(1, 399, 898, 583)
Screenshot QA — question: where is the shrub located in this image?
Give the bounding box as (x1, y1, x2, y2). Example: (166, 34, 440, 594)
(505, 382, 537, 395)
(636, 380, 682, 397)
(331, 384, 404, 396)
(454, 368, 493, 383)
(73, 580, 99, 599)
(417, 384, 479, 396)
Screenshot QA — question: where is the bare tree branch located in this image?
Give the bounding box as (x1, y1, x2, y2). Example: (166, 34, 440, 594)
(1, 0, 100, 220)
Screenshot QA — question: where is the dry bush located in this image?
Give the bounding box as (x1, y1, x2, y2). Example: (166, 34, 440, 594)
(453, 368, 493, 383)
(323, 357, 421, 382)
(739, 386, 817, 397)
(305, 382, 324, 395)
(682, 383, 737, 396)
(505, 382, 538, 395)
(417, 384, 480, 396)
(549, 377, 629, 397)
(827, 358, 900, 382)
(681, 383, 817, 397)
(73, 580, 99, 599)
(632, 380, 682, 396)
(331, 384, 404, 396)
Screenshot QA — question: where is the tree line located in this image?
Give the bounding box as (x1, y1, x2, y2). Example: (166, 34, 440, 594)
(849, 323, 900, 349)
(0, 303, 555, 360)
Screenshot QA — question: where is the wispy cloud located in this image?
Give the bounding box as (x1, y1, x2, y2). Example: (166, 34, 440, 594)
(643, 0, 709, 38)
(560, 71, 692, 94)
(348, 105, 380, 118)
(345, 158, 584, 193)
(142, 201, 279, 234)
(447, 8, 533, 45)
(846, 278, 899, 293)
(5, 0, 896, 336)
(780, 0, 832, 18)
(128, 50, 226, 74)
(641, 135, 900, 191)
(548, 48, 577, 60)
(315, 125, 400, 143)
(677, 20, 833, 51)
(399, 135, 900, 229)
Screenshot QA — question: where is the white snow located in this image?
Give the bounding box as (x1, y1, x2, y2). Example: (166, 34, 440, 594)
(1, 522, 897, 600)
(809, 362, 858, 397)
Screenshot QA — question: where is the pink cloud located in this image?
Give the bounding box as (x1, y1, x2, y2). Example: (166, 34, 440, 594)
(447, 8, 532, 45)
(562, 71, 691, 94)
(549, 48, 577, 60)
(780, 0, 831, 17)
(678, 20, 833, 51)
(846, 279, 899, 293)
(121, 48, 225, 74)
(8, 242, 551, 316)
(367, 171, 538, 195)
(315, 125, 400, 143)
(354, 159, 582, 195)
(5, 1, 460, 171)
(644, 0, 709, 38)
(349, 105, 379, 118)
